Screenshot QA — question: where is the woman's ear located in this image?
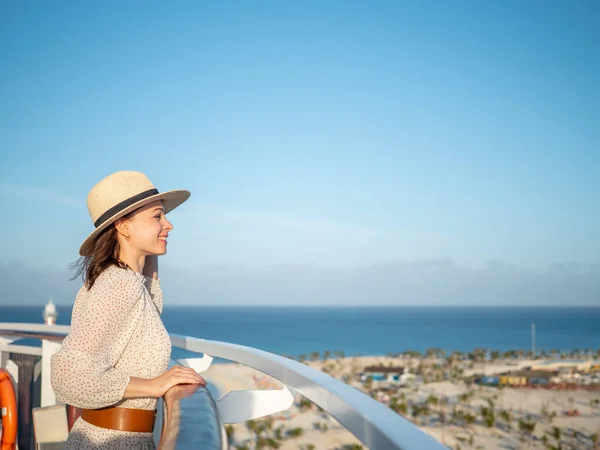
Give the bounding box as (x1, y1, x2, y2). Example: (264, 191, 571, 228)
(114, 218, 130, 240)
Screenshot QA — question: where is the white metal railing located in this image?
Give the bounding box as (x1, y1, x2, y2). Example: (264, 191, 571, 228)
(170, 334, 445, 450)
(0, 323, 446, 450)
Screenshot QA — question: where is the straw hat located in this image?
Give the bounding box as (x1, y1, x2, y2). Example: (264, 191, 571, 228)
(79, 171, 190, 256)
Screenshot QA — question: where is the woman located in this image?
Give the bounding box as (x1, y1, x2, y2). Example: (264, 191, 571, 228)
(51, 170, 206, 449)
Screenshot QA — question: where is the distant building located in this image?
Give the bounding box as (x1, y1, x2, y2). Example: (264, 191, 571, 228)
(477, 370, 555, 387)
(363, 366, 405, 374)
(477, 376, 499, 386)
(361, 366, 405, 384)
(499, 374, 527, 386)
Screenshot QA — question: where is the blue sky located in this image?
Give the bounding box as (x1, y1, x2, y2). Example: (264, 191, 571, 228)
(0, 1, 598, 305)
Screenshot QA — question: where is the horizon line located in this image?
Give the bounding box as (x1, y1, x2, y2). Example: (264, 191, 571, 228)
(2, 303, 600, 309)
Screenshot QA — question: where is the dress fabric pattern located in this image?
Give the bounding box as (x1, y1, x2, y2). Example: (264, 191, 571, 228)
(51, 265, 171, 449)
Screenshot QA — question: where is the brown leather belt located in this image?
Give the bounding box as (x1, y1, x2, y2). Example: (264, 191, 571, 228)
(81, 407, 157, 433)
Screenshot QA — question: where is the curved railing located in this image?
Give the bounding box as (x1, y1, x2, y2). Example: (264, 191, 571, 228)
(158, 362, 227, 450)
(169, 335, 444, 450)
(0, 323, 446, 450)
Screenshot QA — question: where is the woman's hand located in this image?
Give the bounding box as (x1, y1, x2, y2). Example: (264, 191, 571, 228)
(163, 383, 202, 405)
(149, 366, 206, 398)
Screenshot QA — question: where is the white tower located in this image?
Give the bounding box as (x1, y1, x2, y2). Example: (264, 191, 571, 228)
(43, 297, 58, 325)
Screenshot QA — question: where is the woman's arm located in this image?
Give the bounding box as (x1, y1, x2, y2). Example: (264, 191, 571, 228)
(143, 255, 159, 280)
(124, 369, 206, 399)
(51, 274, 145, 408)
(142, 255, 163, 310)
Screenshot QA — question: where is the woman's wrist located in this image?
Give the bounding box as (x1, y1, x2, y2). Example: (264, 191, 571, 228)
(124, 376, 158, 399)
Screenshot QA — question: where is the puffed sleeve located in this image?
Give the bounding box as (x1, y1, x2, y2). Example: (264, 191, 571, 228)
(50, 269, 145, 409)
(143, 275, 163, 314)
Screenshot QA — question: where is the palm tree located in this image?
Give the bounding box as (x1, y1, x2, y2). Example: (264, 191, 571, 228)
(464, 412, 476, 428)
(590, 431, 599, 450)
(479, 405, 495, 428)
(426, 394, 438, 415)
(468, 434, 474, 448)
(395, 401, 408, 416)
(518, 416, 537, 445)
(425, 348, 443, 358)
(265, 416, 274, 434)
(549, 426, 561, 442)
(458, 390, 474, 407)
(454, 351, 465, 361)
(298, 397, 312, 412)
(499, 409, 512, 430)
(265, 438, 280, 449)
(472, 348, 487, 362)
(287, 427, 304, 438)
(438, 395, 448, 444)
(411, 403, 422, 424)
(225, 425, 235, 445)
(274, 425, 284, 441)
(245, 419, 257, 435)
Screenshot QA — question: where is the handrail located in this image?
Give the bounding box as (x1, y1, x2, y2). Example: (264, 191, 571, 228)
(159, 360, 227, 450)
(0, 323, 446, 450)
(170, 334, 445, 450)
(0, 330, 66, 341)
(0, 323, 70, 335)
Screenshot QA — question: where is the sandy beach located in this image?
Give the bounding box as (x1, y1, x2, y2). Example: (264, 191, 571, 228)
(200, 355, 600, 450)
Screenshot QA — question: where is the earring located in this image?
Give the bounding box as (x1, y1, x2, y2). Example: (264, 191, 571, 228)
(125, 235, 130, 241)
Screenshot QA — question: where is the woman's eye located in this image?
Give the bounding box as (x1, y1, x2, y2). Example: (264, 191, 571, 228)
(155, 214, 162, 219)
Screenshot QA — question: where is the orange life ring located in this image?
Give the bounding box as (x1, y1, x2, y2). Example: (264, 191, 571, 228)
(0, 369, 17, 450)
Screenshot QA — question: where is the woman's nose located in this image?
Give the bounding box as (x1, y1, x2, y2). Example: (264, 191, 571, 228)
(164, 218, 173, 231)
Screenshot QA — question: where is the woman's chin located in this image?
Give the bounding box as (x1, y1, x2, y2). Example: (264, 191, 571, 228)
(148, 247, 168, 256)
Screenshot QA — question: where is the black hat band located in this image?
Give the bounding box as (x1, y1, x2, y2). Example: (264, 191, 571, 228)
(94, 188, 159, 228)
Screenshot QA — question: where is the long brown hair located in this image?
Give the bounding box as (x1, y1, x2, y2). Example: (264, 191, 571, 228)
(70, 213, 133, 289)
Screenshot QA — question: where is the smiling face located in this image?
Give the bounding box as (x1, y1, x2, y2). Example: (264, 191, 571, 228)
(116, 200, 173, 256)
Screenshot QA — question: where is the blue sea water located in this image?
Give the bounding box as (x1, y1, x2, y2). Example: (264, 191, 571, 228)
(1, 306, 599, 358)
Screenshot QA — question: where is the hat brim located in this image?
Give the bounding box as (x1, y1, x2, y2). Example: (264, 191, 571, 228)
(79, 189, 190, 256)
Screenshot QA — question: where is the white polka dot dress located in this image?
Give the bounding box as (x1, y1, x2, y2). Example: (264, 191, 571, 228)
(51, 264, 172, 449)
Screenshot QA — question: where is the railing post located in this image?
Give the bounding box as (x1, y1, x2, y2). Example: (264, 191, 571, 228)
(10, 352, 40, 450)
(41, 339, 62, 407)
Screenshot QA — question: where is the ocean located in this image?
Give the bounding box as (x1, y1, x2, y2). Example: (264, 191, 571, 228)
(1, 306, 599, 358)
